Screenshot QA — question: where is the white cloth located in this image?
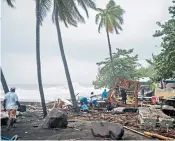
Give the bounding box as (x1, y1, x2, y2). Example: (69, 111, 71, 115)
(4, 92, 18, 110)
(91, 95, 97, 101)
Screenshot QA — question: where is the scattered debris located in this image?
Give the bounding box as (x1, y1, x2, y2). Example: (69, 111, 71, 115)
(144, 131, 174, 140)
(138, 106, 174, 128)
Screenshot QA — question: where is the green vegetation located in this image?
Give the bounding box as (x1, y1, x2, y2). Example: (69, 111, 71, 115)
(135, 65, 154, 79)
(93, 48, 141, 89)
(95, 0, 125, 77)
(149, 0, 175, 81)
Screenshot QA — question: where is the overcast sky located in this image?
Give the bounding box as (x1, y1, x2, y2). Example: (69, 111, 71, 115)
(1, 0, 172, 85)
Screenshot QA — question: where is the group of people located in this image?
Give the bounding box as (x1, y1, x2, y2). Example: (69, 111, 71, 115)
(79, 92, 98, 112)
(79, 89, 127, 112)
(2, 87, 128, 130)
(79, 88, 127, 112)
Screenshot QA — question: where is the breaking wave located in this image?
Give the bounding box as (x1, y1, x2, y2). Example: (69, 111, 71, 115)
(0, 83, 103, 102)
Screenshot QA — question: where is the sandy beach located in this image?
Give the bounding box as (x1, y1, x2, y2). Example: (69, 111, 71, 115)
(1, 109, 150, 140)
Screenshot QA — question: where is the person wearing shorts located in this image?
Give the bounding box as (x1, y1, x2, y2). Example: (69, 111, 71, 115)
(4, 87, 20, 130)
(90, 92, 98, 106)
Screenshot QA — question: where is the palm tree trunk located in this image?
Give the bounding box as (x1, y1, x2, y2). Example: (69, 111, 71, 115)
(106, 27, 115, 77)
(1, 68, 9, 94)
(36, 0, 47, 117)
(55, 6, 78, 112)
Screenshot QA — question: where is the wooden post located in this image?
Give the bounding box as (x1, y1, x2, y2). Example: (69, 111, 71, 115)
(135, 83, 138, 107)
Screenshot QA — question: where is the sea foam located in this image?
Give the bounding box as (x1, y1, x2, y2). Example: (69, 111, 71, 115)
(0, 83, 103, 102)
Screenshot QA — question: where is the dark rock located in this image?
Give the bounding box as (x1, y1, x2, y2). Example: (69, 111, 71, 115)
(41, 109, 68, 129)
(1, 118, 8, 125)
(91, 121, 124, 139)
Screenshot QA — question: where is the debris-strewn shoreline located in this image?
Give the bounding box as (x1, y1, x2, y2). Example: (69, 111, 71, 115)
(1, 108, 150, 140)
(1, 99, 175, 140)
(1, 107, 174, 140)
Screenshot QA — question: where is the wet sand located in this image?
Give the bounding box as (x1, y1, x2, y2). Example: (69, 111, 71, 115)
(1, 111, 149, 140)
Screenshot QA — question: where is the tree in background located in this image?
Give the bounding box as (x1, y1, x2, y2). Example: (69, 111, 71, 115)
(52, 0, 96, 112)
(151, 0, 175, 81)
(93, 48, 140, 89)
(95, 0, 125, 77)
(135, 65, 154, 79)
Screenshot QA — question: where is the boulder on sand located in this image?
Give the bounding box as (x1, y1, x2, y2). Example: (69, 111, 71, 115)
(91, 121, 124, 139)
(41, 109, 68, 129)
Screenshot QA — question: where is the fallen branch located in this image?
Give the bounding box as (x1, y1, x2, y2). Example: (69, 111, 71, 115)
(144, 132, 175, 140)
(123, 126, 151, 139)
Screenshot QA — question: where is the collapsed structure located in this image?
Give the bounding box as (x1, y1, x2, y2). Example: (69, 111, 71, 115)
(138, 106, 174, 128)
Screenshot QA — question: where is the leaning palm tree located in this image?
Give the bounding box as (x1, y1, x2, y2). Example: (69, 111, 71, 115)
(1, 68, 9, 94)
(95, 0, 125, 76)
(52, 0, 96, 112)
(35, 0, 52, 117)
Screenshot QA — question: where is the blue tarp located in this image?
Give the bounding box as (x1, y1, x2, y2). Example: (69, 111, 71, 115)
(165, 80, 175, 83)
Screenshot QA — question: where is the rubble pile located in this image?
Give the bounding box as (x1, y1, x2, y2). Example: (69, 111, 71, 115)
(69, 111, 175, 139)
(138, 106, 174, 128)
(152, 128, 175, 138)
(69, 112, 139, 127)
(19, 100, 174, 139)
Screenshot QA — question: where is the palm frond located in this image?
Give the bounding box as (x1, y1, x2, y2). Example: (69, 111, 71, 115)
(95, 0, 124, 34)
(95, 13, 101, 24)
(53, 0, 79, 27)
(98, 19, 104, 33)
(5, 0, 15, 8)
(96, 8, 104, 12)
(39, 0, 52, 25)
(53, 0, 92, 27)
(106, 0, 115, 9)
(77, 0, 96, 17)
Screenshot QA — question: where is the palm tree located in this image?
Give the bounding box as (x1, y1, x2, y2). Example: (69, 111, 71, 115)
(35, 0, 52, 117)
(4, 0, 50, 117)
(95, 0, 125, 76)
(1, 68, 9, 94)
(52, 0, 96, 112)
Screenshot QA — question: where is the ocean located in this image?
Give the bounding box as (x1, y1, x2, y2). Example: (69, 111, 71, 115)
(0, 83, 103, 102)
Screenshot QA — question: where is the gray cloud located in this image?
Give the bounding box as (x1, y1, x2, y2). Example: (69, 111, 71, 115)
(1, 0, 172, 85)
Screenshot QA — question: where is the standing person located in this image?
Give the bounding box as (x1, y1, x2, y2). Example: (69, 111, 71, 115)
(3, 87, 21, 130)
(102, 89, 108, 100)
(90, 92, 98, 107)
(121, 89, 127, 104)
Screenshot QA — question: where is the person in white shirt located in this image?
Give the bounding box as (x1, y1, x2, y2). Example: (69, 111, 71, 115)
(3, 87, 20, 130)
(90, 92, 98, 105)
